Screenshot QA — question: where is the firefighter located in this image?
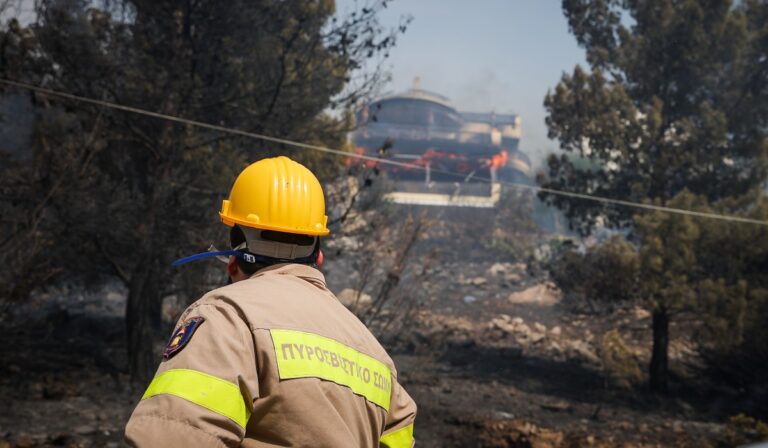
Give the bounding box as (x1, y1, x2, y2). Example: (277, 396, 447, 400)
(125, 156, 416, 447)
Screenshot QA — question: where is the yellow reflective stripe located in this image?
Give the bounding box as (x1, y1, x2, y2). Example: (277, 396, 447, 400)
(142, 369, 250, 428)
(270, 329, 393, 410)
(380, 423, 414, 448)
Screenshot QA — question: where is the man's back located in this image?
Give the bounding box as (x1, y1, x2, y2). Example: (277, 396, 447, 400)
(125, 263, 416, 448)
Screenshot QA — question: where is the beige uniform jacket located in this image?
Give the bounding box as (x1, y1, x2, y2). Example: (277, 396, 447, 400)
(125, 264, 416, 448)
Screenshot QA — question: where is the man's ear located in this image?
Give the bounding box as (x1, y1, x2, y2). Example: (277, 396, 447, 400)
(227, 256, 240, 278)
(316, 249, 324, 268)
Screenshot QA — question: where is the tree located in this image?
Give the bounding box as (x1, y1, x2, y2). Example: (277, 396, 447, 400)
(0, 0, 408, 382)
(634, 191, 707, 392)
(542, 0, 768, 391)
(634, 190, 768, 396)
(549, 189, 768, 396)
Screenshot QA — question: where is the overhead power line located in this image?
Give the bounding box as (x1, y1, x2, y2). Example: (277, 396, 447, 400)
(1, 78, 767, 227)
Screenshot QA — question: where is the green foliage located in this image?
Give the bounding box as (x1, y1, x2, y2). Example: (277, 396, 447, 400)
(549, 235, 639, 307)
(634, 190, 710, 313)
(723, 414, 768, 447)
(599, 329, 643, 390)
(695, 195, 768, 390)
(542, 0, 768, 233)
(545, 0, 768, 394)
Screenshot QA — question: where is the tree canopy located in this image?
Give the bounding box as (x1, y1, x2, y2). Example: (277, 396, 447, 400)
(542, 0, 767, 233)
(0, 0, 407, 381)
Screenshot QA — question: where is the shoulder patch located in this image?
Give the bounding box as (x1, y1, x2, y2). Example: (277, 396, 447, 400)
(164, 316, 205, 359)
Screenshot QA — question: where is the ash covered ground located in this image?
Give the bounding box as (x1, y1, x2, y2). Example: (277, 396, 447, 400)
(0, 192, 744, 447)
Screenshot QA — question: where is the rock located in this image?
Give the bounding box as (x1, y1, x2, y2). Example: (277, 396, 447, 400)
(489, 316, 516, 334)
(547, 341, 563, 353)
(529, 331, 546, 344)
(462, 295, 477, 304)
(487, 263, 525, 283)
(550, 326, 562, 337)
(469, 277, 487, 286)
(336, 289, 372, 309)
(567, 340, 600, 365)
(486, 263, 511, 276)
(633, 306, 651, 320)
(508, 284, 561, 306)
(516, 323, 532, 337)
(533, 322, 547, 333)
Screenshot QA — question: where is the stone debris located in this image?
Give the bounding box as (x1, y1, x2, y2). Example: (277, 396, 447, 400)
(508, 282, 561, 306)
(486, 262, 511, 276)
(476, 418, 566, 448)
(469, 277, 487, 286)
(633, 306, 651, 320)
(567, 340, 601, 365)
(457, 274, 488, 286)
(485, 314, 603, 364)
(486, 262, 526, 284)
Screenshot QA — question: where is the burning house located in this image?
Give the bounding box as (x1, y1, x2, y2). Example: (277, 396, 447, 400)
(349, 87, 531, 207)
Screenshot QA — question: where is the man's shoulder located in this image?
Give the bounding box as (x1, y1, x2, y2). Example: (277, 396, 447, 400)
(178, 282, 255, 321)
(198, 276, 273, 302)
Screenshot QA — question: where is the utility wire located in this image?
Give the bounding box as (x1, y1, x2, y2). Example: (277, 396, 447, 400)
(1, 78, 767, 227)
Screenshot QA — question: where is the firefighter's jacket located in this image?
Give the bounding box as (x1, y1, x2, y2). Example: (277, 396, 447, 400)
(125, 263, 416, 448)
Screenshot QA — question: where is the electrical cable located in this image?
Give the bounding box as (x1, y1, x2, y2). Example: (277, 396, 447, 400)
(1, 77, 766, 226)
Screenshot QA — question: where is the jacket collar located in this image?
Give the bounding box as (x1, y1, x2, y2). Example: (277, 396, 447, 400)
(251, 263, 326, 287)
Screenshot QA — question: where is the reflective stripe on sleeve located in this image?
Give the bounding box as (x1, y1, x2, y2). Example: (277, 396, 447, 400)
(380, 423, 414, 448)
(270, 329, 393, 410)
(141, 368, 251, 428)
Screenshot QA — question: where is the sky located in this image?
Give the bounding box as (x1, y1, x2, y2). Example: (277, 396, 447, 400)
(336, 0, 587, 166)
(5, 0, 587, 166)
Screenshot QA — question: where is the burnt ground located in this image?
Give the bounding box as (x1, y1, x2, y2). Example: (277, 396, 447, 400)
(0, 203, 755, 447)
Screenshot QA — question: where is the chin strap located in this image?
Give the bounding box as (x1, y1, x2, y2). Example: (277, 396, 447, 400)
(172, 250, 241, 266)
(172, 249, 317, 267)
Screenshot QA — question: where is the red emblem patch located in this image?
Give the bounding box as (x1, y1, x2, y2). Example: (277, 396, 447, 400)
(164, 317, 205, 359)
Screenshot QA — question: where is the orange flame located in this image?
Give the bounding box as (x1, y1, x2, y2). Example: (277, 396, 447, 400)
(489, 150, 509, 169)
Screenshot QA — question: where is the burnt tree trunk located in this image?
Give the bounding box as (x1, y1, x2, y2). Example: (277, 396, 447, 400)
(649, 308, 669, 393)
(126, 250, 163, 384)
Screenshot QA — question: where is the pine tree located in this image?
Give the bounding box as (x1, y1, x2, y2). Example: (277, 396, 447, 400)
(543, 0, 768, 391)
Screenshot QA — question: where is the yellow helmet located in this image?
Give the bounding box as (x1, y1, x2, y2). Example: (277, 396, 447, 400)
(219, 156, 330, 236)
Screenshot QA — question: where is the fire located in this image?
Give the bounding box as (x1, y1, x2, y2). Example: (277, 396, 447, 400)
(489, 150, 509, 169)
